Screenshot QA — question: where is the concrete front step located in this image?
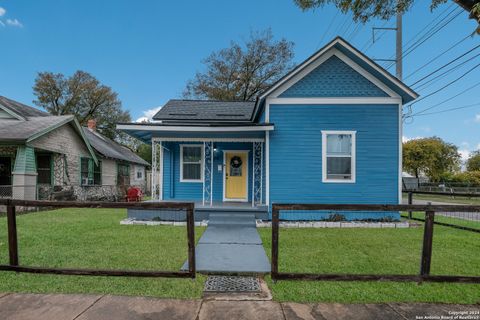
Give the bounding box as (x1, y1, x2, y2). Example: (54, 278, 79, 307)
(208, 213, 256, 227)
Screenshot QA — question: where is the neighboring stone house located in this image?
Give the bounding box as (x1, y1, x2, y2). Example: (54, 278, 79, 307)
(82, 119, 149, 196)
(0, 96, 149, 204)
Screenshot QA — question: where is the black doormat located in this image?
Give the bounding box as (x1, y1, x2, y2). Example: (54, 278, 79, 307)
(204, 276, 261, 293)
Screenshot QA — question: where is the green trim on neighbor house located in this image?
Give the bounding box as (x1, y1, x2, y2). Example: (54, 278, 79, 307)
(13, 146, 37, 174)
(0, 104, 25, 120)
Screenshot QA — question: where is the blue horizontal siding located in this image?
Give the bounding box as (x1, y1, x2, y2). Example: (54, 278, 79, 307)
(269, 104, 399, 220)
(280, 55, 389, 98)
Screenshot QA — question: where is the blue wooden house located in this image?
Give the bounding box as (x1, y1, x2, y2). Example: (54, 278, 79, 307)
(119, 37, 418, 221)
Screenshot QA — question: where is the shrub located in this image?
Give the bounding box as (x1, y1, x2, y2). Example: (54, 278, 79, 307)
(325, 213, 346, 221)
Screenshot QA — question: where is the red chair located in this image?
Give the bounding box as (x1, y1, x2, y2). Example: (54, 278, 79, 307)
(125, 187, 143, 202)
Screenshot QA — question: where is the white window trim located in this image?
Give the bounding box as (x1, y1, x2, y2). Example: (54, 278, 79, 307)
(322, 130, 356, 183)
(180, 144, 204, 183)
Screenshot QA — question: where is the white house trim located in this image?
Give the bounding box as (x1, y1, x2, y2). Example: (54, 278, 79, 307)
(266, 97, 402, 105)
(222, 150, 250, 202)
(398, 103, 403, 204)
(152, 137, 264, 143)
(321, 130, 356, 184)
(160, 142, 164, 200)
(117, 124, 274, 132)
(264, 97, 401, 123)
(179, 144, 204, 183)
(265, 131, 270, 204)
(270, 49, 400, 99)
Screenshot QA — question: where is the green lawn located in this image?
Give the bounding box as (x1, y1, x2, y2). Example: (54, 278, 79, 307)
(258, 226, 480, 304)
(0, 208, 206, 299)
(403, 193, 480, 205)
(405, 211, 480, 230)
(1, 209, 479, 304)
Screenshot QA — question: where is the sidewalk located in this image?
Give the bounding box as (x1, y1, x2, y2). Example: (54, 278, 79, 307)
(181, 213, 270, 273)
(0, 292, 479, 320)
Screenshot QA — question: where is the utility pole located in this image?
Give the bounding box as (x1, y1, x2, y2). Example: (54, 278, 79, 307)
(372, 12, 403, 80)
(396, 12, 403, 81)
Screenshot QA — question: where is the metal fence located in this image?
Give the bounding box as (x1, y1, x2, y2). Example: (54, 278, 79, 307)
(404, 190, 480, 233)
(271, 203, 480, 283)
(418, 182, 480, 194)
(0, 185, 37, 200)
(0, 199, 196, 278)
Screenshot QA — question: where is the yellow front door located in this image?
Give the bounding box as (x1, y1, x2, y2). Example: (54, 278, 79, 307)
(225, 152, 248, 200)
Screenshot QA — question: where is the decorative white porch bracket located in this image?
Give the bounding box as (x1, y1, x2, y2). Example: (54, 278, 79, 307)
(203, 141, 214, 206)
(252, 141, 264, 206)
(151, 140, 163, 200)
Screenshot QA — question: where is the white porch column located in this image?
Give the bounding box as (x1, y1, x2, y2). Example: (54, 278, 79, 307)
(151, 139, 163, 200)
(252, 141, 264, 206)
(202, 141, 214, 206)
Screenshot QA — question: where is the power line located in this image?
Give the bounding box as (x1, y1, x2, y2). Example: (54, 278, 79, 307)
(414, 51, 480, 91)
(407, 60, 480, 108)
(348, 24, 362, 41)
(341, 19, 355, 37)
(411, 79, 480, 116)
(385, 7, 463, 69)
(413, 102, 480, 117)
(404, 33, 472, 81)
(402, 9, 463, 59)
(361, 20, 392, 52)
(316, 10, 339, 49)
(402, 3, 455, 52)
(410, 44, 480, 87)
(336, 16, 350, 37)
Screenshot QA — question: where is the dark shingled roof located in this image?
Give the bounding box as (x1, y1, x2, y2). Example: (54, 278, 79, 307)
(152, 99, 256, 122)
(82, 128, 149, 166)
(0, 115, 74, 142)
(0, 95, 49, 118)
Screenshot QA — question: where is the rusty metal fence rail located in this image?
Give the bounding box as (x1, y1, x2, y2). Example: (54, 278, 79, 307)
(0, 199, 196, 278)
(271, 203, 480, 284)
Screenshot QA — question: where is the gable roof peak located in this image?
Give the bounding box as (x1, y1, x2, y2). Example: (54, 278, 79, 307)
(0, 95, 49, 119)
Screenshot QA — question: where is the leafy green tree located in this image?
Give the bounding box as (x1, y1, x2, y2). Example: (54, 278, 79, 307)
(467, 150, 480, 171)
(136, 143, 152, 164)
(403, 137, 461, 182)
(184, 29, 295, 101)
(33, 71, 131, 140)
(293, 0, 480, 33)
(443, 171, 480, 186)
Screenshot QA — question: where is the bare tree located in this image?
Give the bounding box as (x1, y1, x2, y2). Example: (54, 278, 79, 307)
(184, 29, 295, 101)
(33, 71, 131, 140)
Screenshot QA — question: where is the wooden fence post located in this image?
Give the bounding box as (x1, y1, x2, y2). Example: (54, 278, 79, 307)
(271, 205, 279, 282)
(186, 204, 196, 278)
(7, 204, 19, 266)
(420, 210, 435, 277)
(408, 192, 413, 219)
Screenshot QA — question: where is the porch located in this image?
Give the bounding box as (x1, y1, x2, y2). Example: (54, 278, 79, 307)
(118, 122, 273, 209)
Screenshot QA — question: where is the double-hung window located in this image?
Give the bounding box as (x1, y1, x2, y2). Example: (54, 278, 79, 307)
(180, 145, 203, 182)
(322, 131, 356, 183)
(81, 158, 102, 186)
(36, 154, 52, 185)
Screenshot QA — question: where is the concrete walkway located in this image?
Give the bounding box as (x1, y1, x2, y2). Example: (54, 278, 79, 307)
(0, 293, 479, 320)
(182, 213, 270, 273)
